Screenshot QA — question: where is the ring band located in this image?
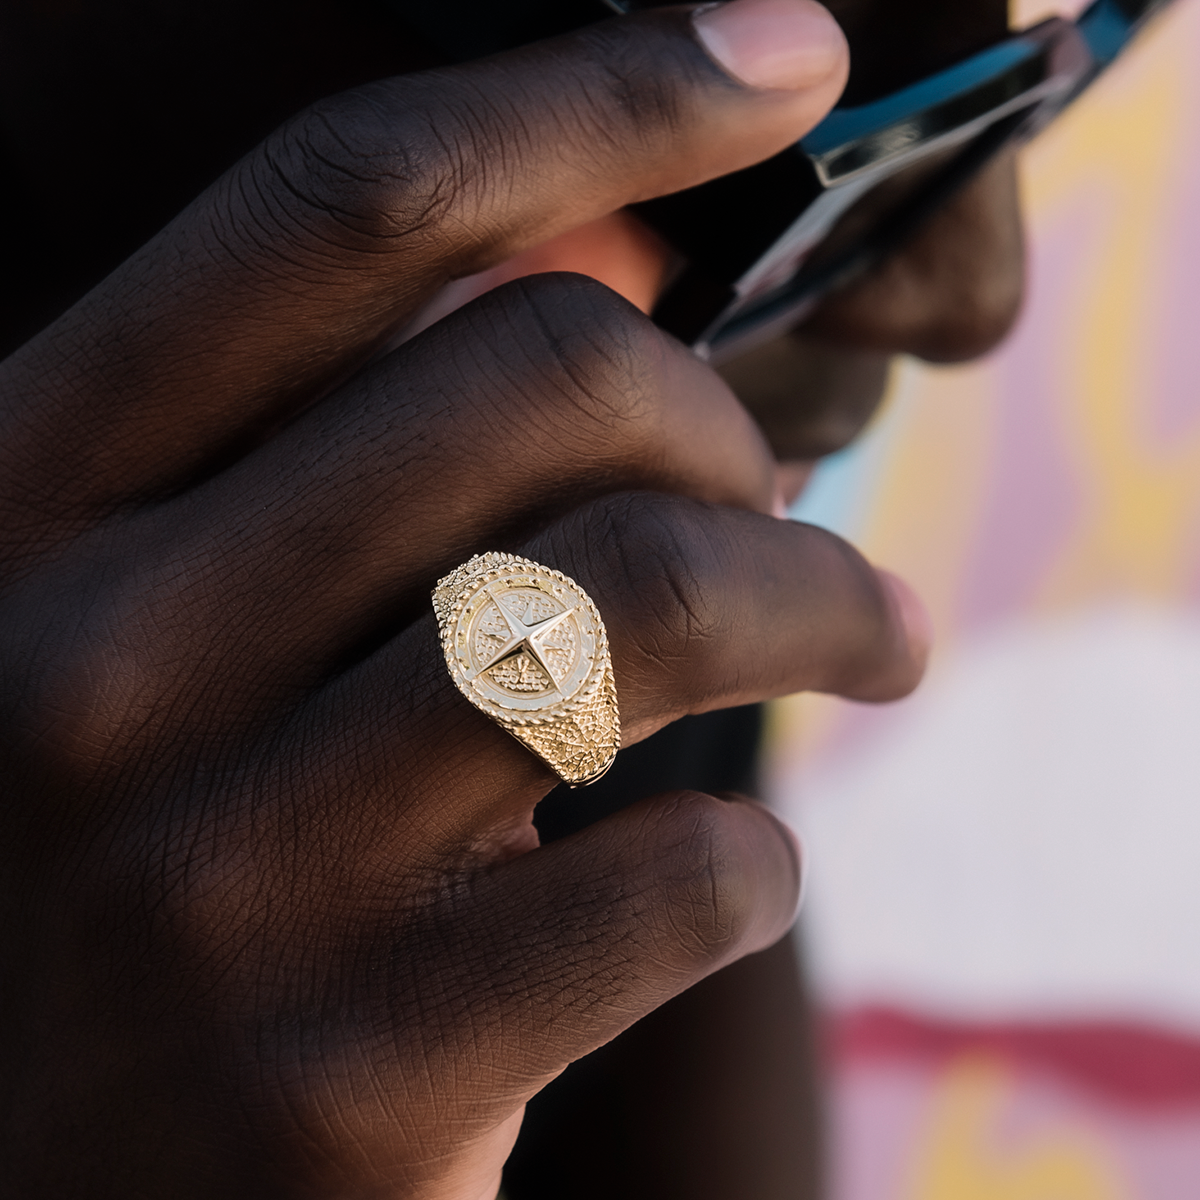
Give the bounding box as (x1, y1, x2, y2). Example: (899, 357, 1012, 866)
(433, 552, 621, 786)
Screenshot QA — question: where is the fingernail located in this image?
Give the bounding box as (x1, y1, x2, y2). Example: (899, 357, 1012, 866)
(693, 0, 848, 91)
(877, 569, 933, 674)
(776, 814, 808, 919)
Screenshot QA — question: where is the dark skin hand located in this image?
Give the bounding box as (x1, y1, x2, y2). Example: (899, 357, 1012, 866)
(0, 0, 1029, 1193)
(0, 5, 942, 1197)
(759, 0, 1021, 416)
(727, 147, 1024, 479)
(718, 0, 1025, 473)
(0, 0, 1022, 434)
(433, 0, 1024, 477)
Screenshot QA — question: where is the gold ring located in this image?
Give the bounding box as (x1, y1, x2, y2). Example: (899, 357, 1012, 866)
(433, 553, 620, 786)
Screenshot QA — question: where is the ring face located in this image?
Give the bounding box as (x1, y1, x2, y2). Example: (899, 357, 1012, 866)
(457, 575, 597, 711)
(433, 553, 620, 786)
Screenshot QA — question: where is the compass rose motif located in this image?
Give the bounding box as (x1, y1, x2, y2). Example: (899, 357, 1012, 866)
(434, 553, 620, 784)
(440, 555, 602, 714)
(473, 590, 578, 694)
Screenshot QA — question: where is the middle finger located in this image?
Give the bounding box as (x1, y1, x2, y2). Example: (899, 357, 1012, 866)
(55, 275, 780, 757)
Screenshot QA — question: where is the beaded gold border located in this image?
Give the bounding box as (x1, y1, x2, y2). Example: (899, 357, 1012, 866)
(432, 553, 620, 785)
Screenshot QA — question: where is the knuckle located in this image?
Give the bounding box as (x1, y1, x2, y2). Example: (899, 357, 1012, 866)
(574, 493, 731, 672)
(215, 18, 706, 270)
(725, 338, 891, 460)
(923, 271, 1024, 362)
(2, 545, 247, 790)
(581, 20, 693, 153)
(236, 84, 466, 257)
(900, 210, 1025, 363)
(487, 274, 667, 437)
(5, 583, 164, 787)
(645, 792, 759, 961)
(893, 242, 1023, 363)
(808, 154, 1025, 365)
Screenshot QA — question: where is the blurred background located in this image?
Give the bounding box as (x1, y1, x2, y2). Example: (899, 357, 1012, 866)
(770, 0, 1200, 1194)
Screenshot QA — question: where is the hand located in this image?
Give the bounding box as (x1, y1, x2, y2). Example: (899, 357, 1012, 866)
(0, 3, 926, 1196)
(432, 104, 1024, 497)
(402, 145, 1024, 509)
(721, 0, 1026, 483)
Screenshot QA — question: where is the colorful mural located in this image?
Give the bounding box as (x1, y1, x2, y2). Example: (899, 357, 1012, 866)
(773, 0, 1200, 1194)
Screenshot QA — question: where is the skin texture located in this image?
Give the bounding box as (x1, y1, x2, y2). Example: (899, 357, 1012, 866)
(0, 7, 938, 1198)
(0, 0, 1026, 1194)
(505, 930, 826, 1200)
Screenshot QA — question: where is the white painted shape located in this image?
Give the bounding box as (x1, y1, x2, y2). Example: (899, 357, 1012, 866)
(781, 604, 1200, 1034)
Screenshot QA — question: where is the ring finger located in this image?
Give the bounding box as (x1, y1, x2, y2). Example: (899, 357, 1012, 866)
(273, 490, 927, 875)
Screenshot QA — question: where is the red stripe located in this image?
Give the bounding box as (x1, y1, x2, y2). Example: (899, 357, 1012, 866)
(829, 1006, 1200, 1108)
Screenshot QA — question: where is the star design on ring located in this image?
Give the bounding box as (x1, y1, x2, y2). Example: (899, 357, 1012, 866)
(476, 592, 577, 688)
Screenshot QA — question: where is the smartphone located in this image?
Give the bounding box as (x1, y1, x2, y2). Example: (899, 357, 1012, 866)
(389, 0, 1169, 360)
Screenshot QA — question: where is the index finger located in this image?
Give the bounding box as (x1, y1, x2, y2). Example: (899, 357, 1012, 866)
(0, 0, 848, 546)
